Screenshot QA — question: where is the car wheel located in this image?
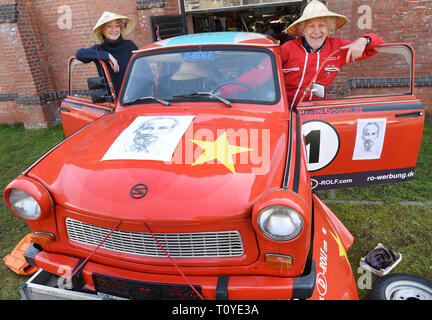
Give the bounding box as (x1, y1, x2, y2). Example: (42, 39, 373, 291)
(370, 273, 432, 300)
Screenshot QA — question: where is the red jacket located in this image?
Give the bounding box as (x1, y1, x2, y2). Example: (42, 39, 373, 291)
(280, 33, 384, 108)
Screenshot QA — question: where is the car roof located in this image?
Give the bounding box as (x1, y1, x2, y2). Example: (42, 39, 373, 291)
(135, 32, 279, 53)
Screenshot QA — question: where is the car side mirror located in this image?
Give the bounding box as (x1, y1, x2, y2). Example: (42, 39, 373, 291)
(87, 76, 114, 103)
(310, 82, 326, 99)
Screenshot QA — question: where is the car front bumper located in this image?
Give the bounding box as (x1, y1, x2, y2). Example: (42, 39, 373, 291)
(25, 244, 316, 300)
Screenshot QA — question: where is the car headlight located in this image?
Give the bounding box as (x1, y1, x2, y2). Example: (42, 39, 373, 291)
(9, 189, 41, 220)
(257, 206, 303, 241)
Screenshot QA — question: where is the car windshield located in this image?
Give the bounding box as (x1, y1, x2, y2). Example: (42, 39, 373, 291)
(121, 47, 278, 106)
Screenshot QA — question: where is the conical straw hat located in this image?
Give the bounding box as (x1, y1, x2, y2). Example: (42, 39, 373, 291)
(90, 11, 136, 43)
(285, 0, 347, 36)
(171, 62, 209, 80)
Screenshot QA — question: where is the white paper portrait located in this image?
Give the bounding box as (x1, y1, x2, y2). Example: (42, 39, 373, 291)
(353, 118, 386, 160)
(102, 115, 194, 161)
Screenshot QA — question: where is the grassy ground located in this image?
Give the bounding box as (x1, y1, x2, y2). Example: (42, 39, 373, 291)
(0, 124, 65, 299)
(0, 117, 430, 300)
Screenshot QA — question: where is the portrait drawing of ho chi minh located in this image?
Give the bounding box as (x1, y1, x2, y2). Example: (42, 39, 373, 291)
(361, 122, 379, 153)
(127, 117, 179, 153)
(353, 118, 386, 160)
(102, 115, 195, 162)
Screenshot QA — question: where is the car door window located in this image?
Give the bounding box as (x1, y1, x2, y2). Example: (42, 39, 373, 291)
(60, 58, 114, 137)
(327, 45, 413, 100)
(69, 59, 102, 99)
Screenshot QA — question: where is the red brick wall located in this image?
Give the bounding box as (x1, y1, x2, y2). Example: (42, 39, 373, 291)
(327, 0, 432, 111)
(0, 0, 180, 128)
(0, 0, 431, 128)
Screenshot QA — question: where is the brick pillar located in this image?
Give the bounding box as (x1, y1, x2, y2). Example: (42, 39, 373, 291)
(0, 2, 22, 125)
(0, 0, 59, 128)
(16, 0, 60, 128)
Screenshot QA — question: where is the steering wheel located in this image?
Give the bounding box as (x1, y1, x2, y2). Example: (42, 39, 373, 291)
(211, 80, 258, 99)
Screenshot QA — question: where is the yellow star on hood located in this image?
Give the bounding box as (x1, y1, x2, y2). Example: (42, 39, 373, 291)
(191, 132, 252, 173)
(330, 231, 350, 267)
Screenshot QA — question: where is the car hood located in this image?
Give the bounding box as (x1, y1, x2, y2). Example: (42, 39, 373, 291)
(27, 108, 289, 222)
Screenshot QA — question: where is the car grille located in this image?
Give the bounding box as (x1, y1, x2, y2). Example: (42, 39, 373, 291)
(66, 218, 244, 258)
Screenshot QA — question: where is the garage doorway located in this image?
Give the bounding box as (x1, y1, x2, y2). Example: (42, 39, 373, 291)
(190, 2, 303, 44)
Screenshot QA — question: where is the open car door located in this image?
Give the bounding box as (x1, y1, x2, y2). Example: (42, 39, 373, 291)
(298, 44, 424, 190)
(59, 58, 116, 137)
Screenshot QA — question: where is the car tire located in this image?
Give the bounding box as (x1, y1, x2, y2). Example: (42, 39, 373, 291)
(370, 273, 432, 300)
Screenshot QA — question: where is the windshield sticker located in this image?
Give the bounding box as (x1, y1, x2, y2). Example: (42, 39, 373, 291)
(183, 51, 214, 61)
(352, 118, 386, 160)
(102, 115, 194, 162)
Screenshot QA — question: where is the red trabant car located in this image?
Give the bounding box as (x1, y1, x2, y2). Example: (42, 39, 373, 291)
(4, 32, 424, 300)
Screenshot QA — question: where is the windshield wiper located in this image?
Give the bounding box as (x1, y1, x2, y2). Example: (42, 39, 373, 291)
(122, 96, 171, 107)
(173, 92, 232, 108)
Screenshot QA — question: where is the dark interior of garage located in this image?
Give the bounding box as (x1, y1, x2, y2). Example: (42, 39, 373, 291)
(190, 3, 303, 44)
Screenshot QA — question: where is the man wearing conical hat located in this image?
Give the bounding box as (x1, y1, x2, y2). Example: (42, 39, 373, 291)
(281, 0, 384, 109)
(76, 12, 139, 96)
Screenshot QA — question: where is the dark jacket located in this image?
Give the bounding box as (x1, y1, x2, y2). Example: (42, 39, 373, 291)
(76, 36, 138, 96)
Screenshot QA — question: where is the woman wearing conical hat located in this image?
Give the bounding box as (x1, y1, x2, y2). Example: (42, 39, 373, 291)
(281, 0, 384, 109)
(76, 12, 138, 96)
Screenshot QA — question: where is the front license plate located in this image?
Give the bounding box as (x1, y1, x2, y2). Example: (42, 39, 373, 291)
(92, 273, 203, 300)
